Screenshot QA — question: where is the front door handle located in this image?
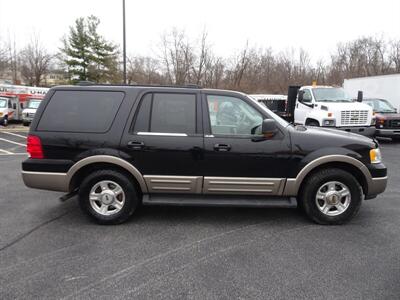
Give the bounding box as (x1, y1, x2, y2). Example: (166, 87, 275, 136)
(214, 144, 231, 152)
(127, 141, 145, 150)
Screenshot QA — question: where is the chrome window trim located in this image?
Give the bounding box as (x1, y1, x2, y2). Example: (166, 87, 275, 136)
(137, 132, 188, 137)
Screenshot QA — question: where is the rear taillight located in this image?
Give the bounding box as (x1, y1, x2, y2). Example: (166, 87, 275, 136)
(27, 135, 44, 159)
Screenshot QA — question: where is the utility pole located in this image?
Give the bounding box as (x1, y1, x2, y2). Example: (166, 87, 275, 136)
(122, 0, 127, 84)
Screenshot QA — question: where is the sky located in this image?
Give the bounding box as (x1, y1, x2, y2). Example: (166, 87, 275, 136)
(0, 0, 400, 63)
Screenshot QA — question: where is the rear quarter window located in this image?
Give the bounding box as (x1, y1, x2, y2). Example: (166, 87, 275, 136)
(37, 91, 124, 133)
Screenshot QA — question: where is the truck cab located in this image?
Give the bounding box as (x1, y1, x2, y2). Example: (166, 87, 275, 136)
(0, 95, 24, 126)
(294, 86, 376, 137)
(22, 98, 43, 126)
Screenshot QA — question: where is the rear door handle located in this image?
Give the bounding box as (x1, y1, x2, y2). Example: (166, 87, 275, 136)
(214, 144, 231, 152)
(127, 141, 145, 150)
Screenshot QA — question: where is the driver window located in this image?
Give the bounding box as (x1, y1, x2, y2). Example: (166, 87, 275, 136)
(207, 95, 263, 136)
(303, 90, 312, 102)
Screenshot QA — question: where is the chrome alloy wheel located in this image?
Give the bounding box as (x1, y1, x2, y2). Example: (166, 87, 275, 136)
(315, 181, 351, 216)
(89, 180, 125, 216)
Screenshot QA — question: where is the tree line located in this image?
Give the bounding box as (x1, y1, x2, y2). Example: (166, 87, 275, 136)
(1, 15, 400, 94)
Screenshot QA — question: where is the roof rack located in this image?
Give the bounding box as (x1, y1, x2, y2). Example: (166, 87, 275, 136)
(75, 81, 202, 89)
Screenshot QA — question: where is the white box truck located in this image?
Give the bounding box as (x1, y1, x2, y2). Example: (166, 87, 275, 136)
(344, 74, 400, 111)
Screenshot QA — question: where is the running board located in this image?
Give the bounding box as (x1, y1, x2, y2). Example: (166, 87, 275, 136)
(142, 194, 297, 208)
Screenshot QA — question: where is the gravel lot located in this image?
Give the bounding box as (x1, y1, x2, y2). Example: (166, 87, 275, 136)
(0, 130, 399, 299)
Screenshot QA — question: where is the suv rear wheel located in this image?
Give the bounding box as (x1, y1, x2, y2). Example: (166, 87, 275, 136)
(300, 168, 363, 225)
(78, 169, 139, 224)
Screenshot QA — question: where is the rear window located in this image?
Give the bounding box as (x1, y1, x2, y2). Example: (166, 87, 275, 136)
(37, 91, 124, 133)
(133, 93, 196, 135)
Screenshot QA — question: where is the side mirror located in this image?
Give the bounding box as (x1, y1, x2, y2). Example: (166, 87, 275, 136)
(298, 90, 304, 102)
(261, 119, 278, 138)
(357, 91, 363, 102)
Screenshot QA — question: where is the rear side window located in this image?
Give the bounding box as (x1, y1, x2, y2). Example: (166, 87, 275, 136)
(133, 93, 196, 135)
(37, 91, 124, 133)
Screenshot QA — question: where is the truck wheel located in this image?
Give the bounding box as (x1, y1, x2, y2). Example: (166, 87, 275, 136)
(299, 168, 363, 225)
(78, 169, 140, 224)
(307, 120, 319, 127)
(3, 117, 8, 127)
(23, 121, 30, 127)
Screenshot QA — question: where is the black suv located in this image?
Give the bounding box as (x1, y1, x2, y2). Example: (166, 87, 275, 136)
(22, 85, 387, 225)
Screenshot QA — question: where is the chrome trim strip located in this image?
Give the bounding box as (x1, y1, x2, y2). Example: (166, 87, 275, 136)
(282, 155, 373, 196)
(66, 155, 148, 193)
(22, 171, 69, 192)
(137, 132, 188, 137)
(144, 175, 203, 194)
(203, 177, 285, 195)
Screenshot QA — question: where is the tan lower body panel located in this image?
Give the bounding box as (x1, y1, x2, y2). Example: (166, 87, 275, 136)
(203, 177, 285, 195)
(143, 175, 203, 194)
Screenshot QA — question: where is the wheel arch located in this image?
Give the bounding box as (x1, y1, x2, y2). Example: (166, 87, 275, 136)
(283, 155, 372, 196)
(67, 155, 148, 193)
(305, 118, 320, 126)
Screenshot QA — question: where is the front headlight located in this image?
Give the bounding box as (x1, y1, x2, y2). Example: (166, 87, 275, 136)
(370, 148, 382, 164)
(322, 119, 336, 126)
(0, 112, 3, 117)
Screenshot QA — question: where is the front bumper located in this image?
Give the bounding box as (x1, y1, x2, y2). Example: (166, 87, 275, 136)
(376, 128, 400, 138)
(366, 176, 388, 199)
(22, 117, 34, 123)
(365, 162, 387, 199)
(335, 126, 376, 137)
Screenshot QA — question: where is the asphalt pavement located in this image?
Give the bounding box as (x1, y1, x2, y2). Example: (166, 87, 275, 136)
(0, 131, 399, 299)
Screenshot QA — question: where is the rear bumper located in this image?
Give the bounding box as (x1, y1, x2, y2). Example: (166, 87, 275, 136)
(22, 171, 69, 192)
(376, 128, 400, 138)
(336, 126, 376, 137)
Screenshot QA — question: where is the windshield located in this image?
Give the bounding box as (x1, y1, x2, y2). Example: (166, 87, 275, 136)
(0, 98, 7, 108)
(312, 88, 353, 102)
(27, 100, 41, 109)
(365, 99, 396, 113)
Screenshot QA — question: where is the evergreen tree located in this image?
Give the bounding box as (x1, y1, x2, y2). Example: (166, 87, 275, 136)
(61, 16, 120, 83)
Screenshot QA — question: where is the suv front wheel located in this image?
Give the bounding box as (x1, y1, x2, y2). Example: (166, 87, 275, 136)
(300, 168, 363, 225)
(79, 169, 139, 224)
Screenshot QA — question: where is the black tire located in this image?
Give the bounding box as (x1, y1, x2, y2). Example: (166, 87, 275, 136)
(78, 169, 140, 224)
(23, 121, 30, 127)
(2, 117, 8, 127)
(306, 120, 319, 127)
(391, 137, 400, 142)
(299, 168, 363, 225)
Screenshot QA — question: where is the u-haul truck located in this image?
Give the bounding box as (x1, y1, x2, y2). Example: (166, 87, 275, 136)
(0, 84, 49, 126)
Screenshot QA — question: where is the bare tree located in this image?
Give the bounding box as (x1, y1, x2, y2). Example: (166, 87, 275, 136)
(0, 38, 10, 76)
(20, 35, 52, 86)
(127, 55, 165, 85)
(160, 29, 194, 85)
(390, 39, 400, 73)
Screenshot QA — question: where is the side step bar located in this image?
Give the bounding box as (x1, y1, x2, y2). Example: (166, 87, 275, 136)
(142, 194, 297, 208)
